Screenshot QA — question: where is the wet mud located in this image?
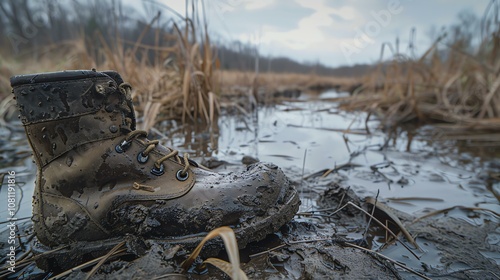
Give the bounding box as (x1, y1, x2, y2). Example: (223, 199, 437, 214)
(1, 90, 499, 279)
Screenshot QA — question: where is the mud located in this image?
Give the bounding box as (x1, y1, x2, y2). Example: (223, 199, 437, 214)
(404, 218, 499, 279)
(1, 89, 499, 279)
(3, 166, 497, 279)
(0, 175, 403, 279)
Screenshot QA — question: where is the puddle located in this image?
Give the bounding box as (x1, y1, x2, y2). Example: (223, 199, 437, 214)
(161, 90, 500, 217)
(155, 89, 500, 277)
(1, 89, 499, 278)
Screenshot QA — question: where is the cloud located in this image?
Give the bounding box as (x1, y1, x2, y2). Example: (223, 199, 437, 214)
(203, 0, 492, 66)
(243, 0, 273, 10)
(257, 0, 361, 51)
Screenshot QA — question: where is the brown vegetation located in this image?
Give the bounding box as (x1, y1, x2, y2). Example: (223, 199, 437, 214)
(0, 0, 361, 130)
(0, 0, 217, 130)
(217, 70, 358, 92)
(339, 1, 500, 131)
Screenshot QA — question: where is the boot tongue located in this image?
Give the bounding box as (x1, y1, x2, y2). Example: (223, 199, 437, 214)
(101, 71, 124, 85)
(101, 71, 137, 131)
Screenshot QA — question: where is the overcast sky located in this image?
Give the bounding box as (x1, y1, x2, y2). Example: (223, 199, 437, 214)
(153, 0, 490, 67)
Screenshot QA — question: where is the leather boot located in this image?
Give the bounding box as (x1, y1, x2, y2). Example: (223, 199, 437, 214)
(10, 70, 300, 257)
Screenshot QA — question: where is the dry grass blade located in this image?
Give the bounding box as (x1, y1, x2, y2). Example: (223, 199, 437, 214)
(321, 163, 363, 178)
(386, 197, 444, 202)
(181, 226, 248, 280)
(84, 241, 126, 280)
(307, 201, 421, 259)
(366, 197, 419, 249)
(203, 258, 245, 278)
(248, 244, 287, 259)
(0, 96, 18, 131)
(344, 202, 420, 259)
(412, 205, 500, 224)
(489, 271, 500, 280)
(49, 248, 127, 280)
(131, 11, 162, 59)
(208, 91, 217, 123)
(345, 242, 432, 280)
(141, 101, 162, 131)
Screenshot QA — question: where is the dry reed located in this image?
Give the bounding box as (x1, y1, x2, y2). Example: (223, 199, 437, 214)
(0, 0, 217, 130)
(217, 70, 359, 93)
(339, 1, 500, 131)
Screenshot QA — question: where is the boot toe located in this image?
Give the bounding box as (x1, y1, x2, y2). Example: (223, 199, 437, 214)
(193, 161, 292, 214)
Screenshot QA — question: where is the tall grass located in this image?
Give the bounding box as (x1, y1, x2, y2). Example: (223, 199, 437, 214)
(0, 0, 218, 130)
(339, 1, 500, 131)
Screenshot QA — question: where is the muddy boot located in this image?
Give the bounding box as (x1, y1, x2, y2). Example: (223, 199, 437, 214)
(10, 70, 300, 270)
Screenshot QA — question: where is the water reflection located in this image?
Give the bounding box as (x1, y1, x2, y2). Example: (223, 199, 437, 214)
(155, 90, 499, 219)
(4, 89, 497, 222)
(0, 90, 498, 277)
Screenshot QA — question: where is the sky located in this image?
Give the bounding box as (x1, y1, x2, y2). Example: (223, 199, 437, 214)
(150, 0, 491, 67)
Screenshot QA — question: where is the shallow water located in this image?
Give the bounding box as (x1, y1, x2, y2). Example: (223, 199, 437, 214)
(1, 89, 499, 277)
(157, 90, 500, 275)
(160, 90, 500, 218)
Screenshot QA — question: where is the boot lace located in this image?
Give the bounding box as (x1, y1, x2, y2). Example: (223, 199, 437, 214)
(115, 130, 191, 181)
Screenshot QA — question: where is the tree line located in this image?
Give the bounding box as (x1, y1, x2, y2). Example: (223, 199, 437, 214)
(0, 0, 371, 76)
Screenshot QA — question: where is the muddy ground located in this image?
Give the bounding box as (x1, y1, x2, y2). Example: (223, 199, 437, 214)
(1, 163, 498, 279)
(1, 90, 499, 279)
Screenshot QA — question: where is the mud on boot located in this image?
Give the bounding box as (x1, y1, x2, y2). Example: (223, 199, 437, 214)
(10, 70, 300, 271)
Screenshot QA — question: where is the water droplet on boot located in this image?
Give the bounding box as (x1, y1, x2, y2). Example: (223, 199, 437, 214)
(20, 90, 27, 95)
(66, 156, 73, 167)
(52, 143, 57, 150)
(96, 85, 104, 94)
(29, 86, 35, 91)
(42, 135, 47, 139)
(41, 127, 46, 132)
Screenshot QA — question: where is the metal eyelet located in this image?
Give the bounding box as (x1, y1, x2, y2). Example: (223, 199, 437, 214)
(176, 170, 189, 181)
(151, 164, 165, 176)
(115, 140, 132, 153)
(137, 152, 149, 163)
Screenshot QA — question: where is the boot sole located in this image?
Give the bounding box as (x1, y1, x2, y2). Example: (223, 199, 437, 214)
(32, 189, 300, 271)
